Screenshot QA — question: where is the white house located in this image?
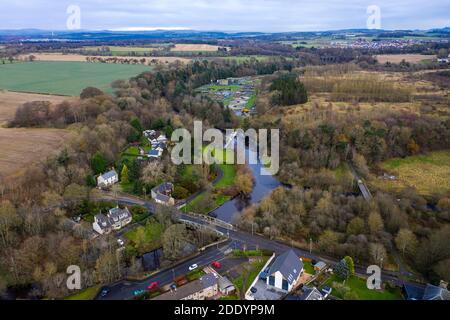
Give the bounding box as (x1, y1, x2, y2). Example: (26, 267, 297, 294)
(97, 169, 119, 188)
(151, 182, 175, 206)
(92, 207, 132, 235)
(266, 250, 303, 293)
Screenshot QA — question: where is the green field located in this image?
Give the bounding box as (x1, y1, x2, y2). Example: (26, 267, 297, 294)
(0, 61, 152, 96)
(373, 150, 450, 195)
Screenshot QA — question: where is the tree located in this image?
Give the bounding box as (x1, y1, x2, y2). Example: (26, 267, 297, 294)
(142, 162, 164, 185)
(368, 211, 384, 235)
(395, 229, 418, 256)
(346, 217, 365, 235)
(335, 259, 350, 280)
(318, 230, 339, 253)
(343, 256, 355, 276)
(80, 87, 104, 99)
(0, 201, 21, 248)
(235, 172, 254, 196)
(369, 243, 387, 266)
(162, 224, 190, 260)
(91, 152, 107, 175)
(121, 165, 130, 184)
(270, 73, 308, 106)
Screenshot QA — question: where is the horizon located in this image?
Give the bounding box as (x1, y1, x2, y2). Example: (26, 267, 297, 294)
(0, 1, 449, 32)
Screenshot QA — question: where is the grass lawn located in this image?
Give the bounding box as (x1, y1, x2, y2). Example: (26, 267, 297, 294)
(232, 256, 269, 295)
(209, 84, 241, 92)
(64, 286, 100, 300)
(303, 261, 315, 275)
(245, 93, 256, 109)
(186, 269, 206, 282)
(324, 275, 402, 300)
(0, 61, 152, 95)
(124, 220, 163, 252)
(373, 150, 450, 195)
(215, 164, 236, 188)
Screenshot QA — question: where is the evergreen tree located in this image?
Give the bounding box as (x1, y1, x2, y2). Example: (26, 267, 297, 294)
(121, 165, 129, 184)
(91, 152, 107, 174)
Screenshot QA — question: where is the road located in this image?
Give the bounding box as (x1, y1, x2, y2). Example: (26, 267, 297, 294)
(96, 194, 416, 300)
(347, 162, 372, 201)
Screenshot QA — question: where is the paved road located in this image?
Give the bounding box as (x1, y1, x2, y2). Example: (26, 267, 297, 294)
(96, 193, 418, 300)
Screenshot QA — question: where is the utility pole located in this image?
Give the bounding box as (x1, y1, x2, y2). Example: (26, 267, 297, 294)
(251, 222, 254, 236)
(309, 237, 313, 254)
(172, 268, 175, 282)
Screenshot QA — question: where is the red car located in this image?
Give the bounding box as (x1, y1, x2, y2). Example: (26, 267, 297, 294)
(211, 261, 221, 269)
(147, 281, 158, 290)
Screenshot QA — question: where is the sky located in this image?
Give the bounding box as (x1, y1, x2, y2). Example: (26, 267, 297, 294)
(0, 0, 448, 32)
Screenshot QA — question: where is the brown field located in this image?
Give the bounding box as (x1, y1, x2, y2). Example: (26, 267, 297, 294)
(170, 44, 228, 52)
(18, 53, 191, 64)
(0, 127, 71, 178)
(0, 90, 73, 126)
(374, 54, 436, 64)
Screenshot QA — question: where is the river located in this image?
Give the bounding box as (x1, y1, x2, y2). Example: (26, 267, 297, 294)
(210, 147, 281, 223)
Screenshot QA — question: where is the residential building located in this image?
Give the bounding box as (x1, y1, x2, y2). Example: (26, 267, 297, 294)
(313, 261, 327, 273)
(218, 276, 236, 295)
(92, 207, 132, 235)
(151, 182, 175, 206)
(266, 249, 303, 293)
(403, 283, 450, 300)
(152, 273, 219, 300)
(285, 286, 332, 300)
(97, 169, 119, 188)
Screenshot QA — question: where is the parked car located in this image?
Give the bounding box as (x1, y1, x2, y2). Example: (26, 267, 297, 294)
(147, 282, 158, 290)
(211, 261, 221, 269)
(170, 284, 177, 290)
(250, 287, 258, 294)
(100, 288, 109, 297)
(117, 238, 125, 246)
(188, 264, 198, 271)
(133, 289, 145, 296)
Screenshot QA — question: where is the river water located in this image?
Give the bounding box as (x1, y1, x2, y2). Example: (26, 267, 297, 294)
(211, 147, 281, 223)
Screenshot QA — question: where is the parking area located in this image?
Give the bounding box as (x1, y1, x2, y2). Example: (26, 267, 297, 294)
(247, 278, 285, 300)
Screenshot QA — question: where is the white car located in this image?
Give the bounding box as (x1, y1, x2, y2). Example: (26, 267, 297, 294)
(188, 264, 198, 271)
(117, 239, 125, 247)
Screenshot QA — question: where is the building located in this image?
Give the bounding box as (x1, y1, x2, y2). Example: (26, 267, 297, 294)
(285, 286, 332, 300)
(92, 207, 132, 235)
(218, 276, 236, 295)
(313, 261, 327, 273)
(266, 250, 303, 293)
(151, 182, 175, 206)
(152, 273, 219, 300)
(403, 283, 450, 300)
(97, 169, 118, 188)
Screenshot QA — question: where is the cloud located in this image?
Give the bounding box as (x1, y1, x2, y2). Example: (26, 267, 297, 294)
(0, 0, 448, 31)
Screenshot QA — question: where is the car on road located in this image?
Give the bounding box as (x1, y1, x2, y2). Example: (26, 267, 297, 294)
(147, 282, 158, 290)
(133, 289, 145, 296)
(250, 287, 258, 294)
(211, 261, 221, 269)
(100, 288, 109, 297)
(188, 264, 198, 271)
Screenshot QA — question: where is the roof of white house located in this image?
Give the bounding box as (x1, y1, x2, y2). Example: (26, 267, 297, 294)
(99, 169, 118, 180)
(268, 249, 303, 285)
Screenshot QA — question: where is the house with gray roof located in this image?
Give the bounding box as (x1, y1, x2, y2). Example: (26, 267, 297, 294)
(92, 207, 132, 235)
(151, 182, 175, 206)
(403, 283, 450, 300)
(152, 273, 219, 300)
(97, 169, 119, 188)
(266, 249, 303, 293)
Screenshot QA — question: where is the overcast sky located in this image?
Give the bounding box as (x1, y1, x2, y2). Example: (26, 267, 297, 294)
(0, 0, 448, 32)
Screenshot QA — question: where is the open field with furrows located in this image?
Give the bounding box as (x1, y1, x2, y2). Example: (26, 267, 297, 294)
(374, 54, 436, 64)
(0, 127, 71, 178)
(0, 61, 153, 96)
(0, 90, 74, 126)
(371, 150, 450, 196)
(18, 53, 191, 64)
(170, 44, 229, 52)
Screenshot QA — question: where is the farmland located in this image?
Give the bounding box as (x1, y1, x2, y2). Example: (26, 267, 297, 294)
(0, 61, 152, 96)
(372, 150, 450, 196)
(171, 44, 228, 52)
(0, 90, 73, 126)
(0, 127, 71, 178)
(18, 53, 191, 64)
(375, 54, 436, 64)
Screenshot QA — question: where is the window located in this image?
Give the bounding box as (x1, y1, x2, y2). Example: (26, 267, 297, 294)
(282, 279, 289, 291)
(268, 275, 275, 286)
